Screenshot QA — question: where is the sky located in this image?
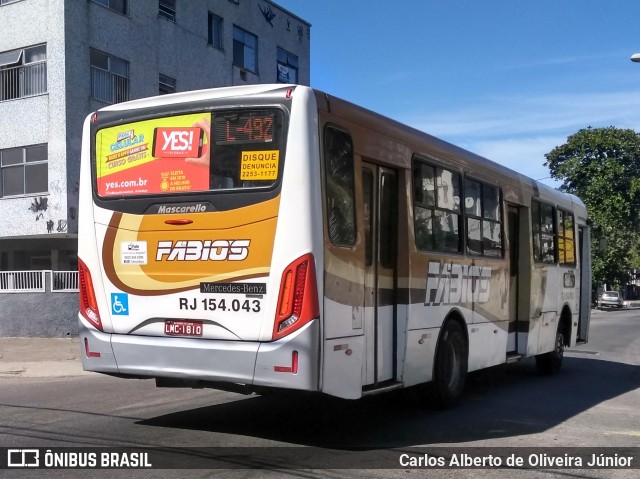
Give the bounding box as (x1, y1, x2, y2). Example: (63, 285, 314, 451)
(275, 0, 640, 187)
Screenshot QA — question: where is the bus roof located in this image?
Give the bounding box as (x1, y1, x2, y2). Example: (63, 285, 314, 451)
(95, 84, 292, 113)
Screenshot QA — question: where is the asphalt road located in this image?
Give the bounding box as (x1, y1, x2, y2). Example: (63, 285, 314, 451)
(0, 308, 638, 478)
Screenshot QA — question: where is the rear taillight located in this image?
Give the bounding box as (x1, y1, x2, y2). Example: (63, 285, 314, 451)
(273, 253, 319, 340)
(78, 258, 102, 331)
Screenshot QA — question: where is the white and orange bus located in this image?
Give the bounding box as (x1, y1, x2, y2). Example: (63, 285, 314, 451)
(78, 84, 591, 405)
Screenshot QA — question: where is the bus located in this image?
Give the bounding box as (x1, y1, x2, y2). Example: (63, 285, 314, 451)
(78, 84, 591, 405)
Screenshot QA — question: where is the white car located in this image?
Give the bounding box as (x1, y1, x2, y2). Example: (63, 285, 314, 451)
(598, 291, 624, 308)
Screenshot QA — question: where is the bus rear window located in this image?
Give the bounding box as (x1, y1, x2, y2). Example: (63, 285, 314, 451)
(94, 109, 284, 198)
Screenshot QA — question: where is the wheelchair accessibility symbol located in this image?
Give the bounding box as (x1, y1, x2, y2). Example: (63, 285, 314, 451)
(111, 293, 129, 315)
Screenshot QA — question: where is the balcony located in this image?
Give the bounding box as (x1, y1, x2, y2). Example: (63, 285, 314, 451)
(0, 61, 47, 102)
(90, 66, 129, 104)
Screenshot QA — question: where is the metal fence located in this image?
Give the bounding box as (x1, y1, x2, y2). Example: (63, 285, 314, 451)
(0, 61, 47, 101)
(90, 66, 129, 104)
(52, 271, 79, 292)
(0, 270, 78, 293)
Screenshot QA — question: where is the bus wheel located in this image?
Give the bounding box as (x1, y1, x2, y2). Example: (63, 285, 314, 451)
(433, 321, 468, 407)
(535, 328, 565, 375)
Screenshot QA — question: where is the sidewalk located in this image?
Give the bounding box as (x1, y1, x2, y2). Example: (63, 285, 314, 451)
(0, 337, 89, 378)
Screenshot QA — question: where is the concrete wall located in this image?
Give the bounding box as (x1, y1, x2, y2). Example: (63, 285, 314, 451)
(0, 276, 78, 337)
(0, 0, 70, 237)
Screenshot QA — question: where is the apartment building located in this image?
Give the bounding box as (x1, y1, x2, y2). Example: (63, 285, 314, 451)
(0, 0, 310, 273)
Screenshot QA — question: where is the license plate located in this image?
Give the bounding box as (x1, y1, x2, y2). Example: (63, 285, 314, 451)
(164, 320, 203, 337)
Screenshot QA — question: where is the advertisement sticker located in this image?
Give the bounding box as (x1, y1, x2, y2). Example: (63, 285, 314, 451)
(96, 113, 211, 197)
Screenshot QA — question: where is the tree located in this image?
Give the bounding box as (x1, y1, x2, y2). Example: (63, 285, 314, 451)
(545, 126, 640, 290)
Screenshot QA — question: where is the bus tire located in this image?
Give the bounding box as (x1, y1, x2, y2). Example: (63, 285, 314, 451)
(432, 320, 468, 407)
(535, 328, 565, 375)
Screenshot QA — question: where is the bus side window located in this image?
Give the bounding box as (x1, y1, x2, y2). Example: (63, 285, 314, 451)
(324, 126, 356, 246)
(482, 184, 502, 257)
(558, 210, 575, 265)
(532, 200, 556, 263)
(412, 158, 462, 254)
(465, 178, 502, 257)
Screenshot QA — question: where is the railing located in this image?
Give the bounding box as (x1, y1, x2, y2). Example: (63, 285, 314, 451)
(0, 270, 78, 293)
(0, 271, 45, 292)
(90, 66, 129, 104)
(0, 61, 47, 102)
(52, 271, 79, 292)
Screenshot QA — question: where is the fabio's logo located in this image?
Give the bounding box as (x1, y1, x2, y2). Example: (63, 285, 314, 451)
(156, 240, 250, 261)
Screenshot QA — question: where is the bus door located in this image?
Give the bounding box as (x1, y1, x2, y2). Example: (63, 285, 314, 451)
(362, 163, 397, 387)
(577, 226, 591, 342)
(507, 205, 519, 353)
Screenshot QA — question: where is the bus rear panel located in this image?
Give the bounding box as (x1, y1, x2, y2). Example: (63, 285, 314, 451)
(79, 85, 324, 394)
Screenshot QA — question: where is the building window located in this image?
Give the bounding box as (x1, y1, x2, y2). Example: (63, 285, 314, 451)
(91, 0, 128, 15)
(0, 44, 47, 101)
(324, 126, 356, 246)
(0, 144, 48, 198)
(233, 25, 258, 73)
(90, 48, 129, 104)
(158, 0, 175, 22)
(557, 209, 576, 265)
(413, 159, 462, 253)
(277, 47, 298, 84)
(208, 12, 223, 49)
(532, 200, 556, 264)
(464, 179, 502, 257)
(158, 73, 176, 95)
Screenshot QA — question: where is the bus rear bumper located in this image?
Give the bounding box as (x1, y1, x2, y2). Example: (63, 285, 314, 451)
(79, 320, 320, 392)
